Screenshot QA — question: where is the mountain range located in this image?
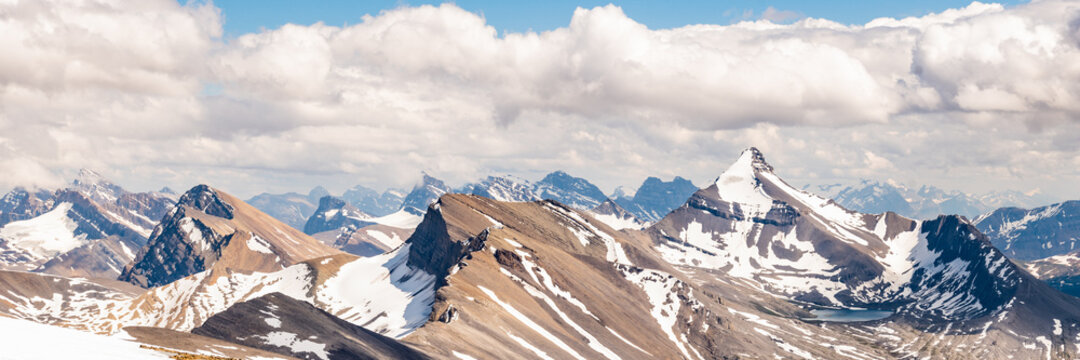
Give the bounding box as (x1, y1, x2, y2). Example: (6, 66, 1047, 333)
(247, 171, 694, 259)
(246, 186, 330, 231)
(2, 150, 1080, 358)
(254, 171, 695, 239)
(0, 169, 175, 279)
(807, 179, 1058, 220)
(972, 200, 1080, 298)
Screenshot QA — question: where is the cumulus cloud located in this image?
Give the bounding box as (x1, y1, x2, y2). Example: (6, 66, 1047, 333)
(1, 0, 1080, 199)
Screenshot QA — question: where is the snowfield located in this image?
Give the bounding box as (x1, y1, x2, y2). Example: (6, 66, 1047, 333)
(0, 202, 87, 260)
(0, 316, 171, 360)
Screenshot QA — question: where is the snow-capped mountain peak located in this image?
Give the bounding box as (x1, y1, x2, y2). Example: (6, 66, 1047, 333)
(73, 168, 108, 186)
(712, 147, 777, 209)
(742, 146, 774, 172)
(70, 169, 126, 204)
(649, 147, 1053, 328)
(532, 170, 608, 210)
(711, 147, 850, 222)
(460, 175, 539, 203)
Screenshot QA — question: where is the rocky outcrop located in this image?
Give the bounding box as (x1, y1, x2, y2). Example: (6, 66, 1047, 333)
(176, 185, 234, 219)
(405, 203, 485, 287)
(120, 185, 339, 288)
(896, 215, 1022, 324)
(0, 187, 53, 227)
(118, 204, 228, 287)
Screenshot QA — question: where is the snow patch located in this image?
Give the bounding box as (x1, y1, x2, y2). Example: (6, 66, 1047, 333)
(364, 229, 404, 249)
(0, 317, 171, 359)
(452, 351, 479, 360)
(370, 209, 424, 229)
(247, 234, 275, 254)
(320, 244, 436, 338)
(619, 266, 696, 360)
(589, 212, 642, 231)
(0, 202, 88, 259)
(478, 285, 586, 360)
(257, 331, 328, 360)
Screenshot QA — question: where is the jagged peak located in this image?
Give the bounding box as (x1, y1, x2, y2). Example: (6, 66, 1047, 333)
(71, 169, 122, 191)
(69, 168, 128, 203)
(73, 168, 106, 184)
(176, 184, 234, 219)
(710, 147, 848, 214)
(715, 148, 775, 181)
(740, 147, 773, 173)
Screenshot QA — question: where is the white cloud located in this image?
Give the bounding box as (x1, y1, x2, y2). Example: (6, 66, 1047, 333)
(0, 145, 63, 190)
(1, 0, 1079, 199)
(863, 151, 895, 170)
(760, 6, 802, 23)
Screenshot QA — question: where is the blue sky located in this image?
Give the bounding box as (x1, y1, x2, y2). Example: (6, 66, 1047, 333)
(211, 0, 1027, 36)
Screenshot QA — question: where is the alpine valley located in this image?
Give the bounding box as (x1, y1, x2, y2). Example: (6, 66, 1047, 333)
(4, 149, 1080, 359)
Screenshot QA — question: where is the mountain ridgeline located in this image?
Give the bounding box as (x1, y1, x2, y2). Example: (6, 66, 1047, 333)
(246, 186, 329, 231)
(119, 185, 339, 288)
(810, 179, 1059, 220)
(1, 150, 1079, 359)
(0, 169, 175, 279)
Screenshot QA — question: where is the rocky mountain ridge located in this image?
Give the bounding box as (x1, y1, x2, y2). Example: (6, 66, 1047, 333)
(0, 170, 174, 278)
(1, 153, 1079, 359)
(119, 185, 339, 288)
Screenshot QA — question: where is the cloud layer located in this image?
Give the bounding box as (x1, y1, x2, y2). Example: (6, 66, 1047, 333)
(1, 0, 1079, 198)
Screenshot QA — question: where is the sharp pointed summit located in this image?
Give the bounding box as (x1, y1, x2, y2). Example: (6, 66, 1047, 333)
(742, 146, 773, 173)
(73, 168, 108, 186)
(710, 147, 790, 211)
(647, 147, 1080, 345)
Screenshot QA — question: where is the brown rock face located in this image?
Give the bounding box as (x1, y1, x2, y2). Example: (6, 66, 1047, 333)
(120, 185, 340, 288)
